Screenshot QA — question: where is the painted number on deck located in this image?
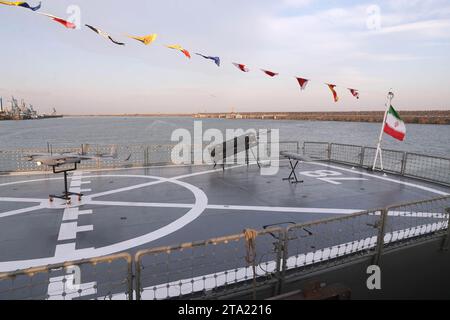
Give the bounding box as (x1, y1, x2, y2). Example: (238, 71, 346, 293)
(299, 170, 368, 185)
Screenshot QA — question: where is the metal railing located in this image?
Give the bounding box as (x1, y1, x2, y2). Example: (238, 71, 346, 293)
(0, 144, 165, 172)
(2, 141, 448, 186)
(383, 196, 450, 250)
(0, 141, 300, 172)
(115, 208, 389, 300)
(0, 253, 133, 300)
(1, 196, 447, 300)
(133, 196, 450, 300)
(135, 228, 284, 300)
(303, 142, 450, 186)
(282, 210, 381, 281)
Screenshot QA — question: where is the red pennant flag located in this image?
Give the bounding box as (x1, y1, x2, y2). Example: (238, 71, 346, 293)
(232, 63, 250, 72)
(296, 77, 309, 90)
(261, 69, 279, 77)
(348, 88, 360, 99)
(53, 17, 76, 29)
(327, 84, 339, 102)
(38, 13, 77, 29)
(181, 49, 191, 59)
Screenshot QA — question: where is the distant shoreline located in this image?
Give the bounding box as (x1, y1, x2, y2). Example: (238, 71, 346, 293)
(63, 111, 450, 125)
(65, 114, 192, 117)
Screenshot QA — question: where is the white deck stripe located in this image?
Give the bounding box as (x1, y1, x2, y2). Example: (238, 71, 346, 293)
(0, 204, 45, 218)
(54, 173, 95, 267)
(207, 205, 360, 214)
(62, 208, 80, 221)
(70, 181, 82, 187)
(0, 177, 62, 186)
(88, 200, 361, 215)
(64, 209, 93, 221)
(89, 200, 193, 209)
(78, 225, 94, 233)
(54, 243, 76, 257)
(54, 244, 95, 257)
(0, 197, 44, 203)
(173, 164, 246, 180)
(310, 162, 449, 196)
(57, 222, 94, 241)
(86, 180, 164, 200)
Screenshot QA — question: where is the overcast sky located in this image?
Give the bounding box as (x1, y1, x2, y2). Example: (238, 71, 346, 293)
(1, 0, 449, 114)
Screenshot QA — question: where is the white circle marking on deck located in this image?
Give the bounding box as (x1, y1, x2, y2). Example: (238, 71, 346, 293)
(0, 174, 208, 271)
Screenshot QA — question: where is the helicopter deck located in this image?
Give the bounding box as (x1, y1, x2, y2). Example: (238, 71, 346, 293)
(0, 161, 449, 299)
(1, 161, 448, 270)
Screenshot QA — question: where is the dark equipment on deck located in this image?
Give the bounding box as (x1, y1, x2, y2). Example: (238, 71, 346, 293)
(49, 162, 83, 204)
(280, 152, 316, 184)
(210, 133, 260, 170)
(23, 144, 128, 204)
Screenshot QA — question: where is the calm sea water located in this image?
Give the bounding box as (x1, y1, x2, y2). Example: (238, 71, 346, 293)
(0, 117, 449, 157)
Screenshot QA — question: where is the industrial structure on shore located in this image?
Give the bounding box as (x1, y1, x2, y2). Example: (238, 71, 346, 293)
(0, 96, 63, 121)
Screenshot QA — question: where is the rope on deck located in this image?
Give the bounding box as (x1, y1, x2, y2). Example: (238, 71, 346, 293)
(244, 228, 258, 299)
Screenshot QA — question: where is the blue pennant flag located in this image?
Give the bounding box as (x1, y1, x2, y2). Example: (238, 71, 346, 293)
(195, 53, 220, 67)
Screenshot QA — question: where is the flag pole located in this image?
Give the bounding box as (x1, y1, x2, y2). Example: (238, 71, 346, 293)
(372, 91, 394, 171)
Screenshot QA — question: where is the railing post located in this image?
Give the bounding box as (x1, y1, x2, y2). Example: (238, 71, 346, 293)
(96, 146, 100, 169)
(135, 255, 142, 301)
(327, 143, 332, 161)
(143, 147, 147, 167)
(401, 152, 408, 176)
(373, 208, 388, 266)
(273, 230, 283, 296)
(441, 208, 450, 251)
(275, 228, 289, 295)
(142, 147, 145, 167)
(296, 141, 300, 154)
(128, 256, 134, 300)
(360, 147, 365, 168)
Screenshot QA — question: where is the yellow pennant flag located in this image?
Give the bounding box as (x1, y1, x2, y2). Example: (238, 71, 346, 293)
(128, 34, 158, 45)
(0, 1, 24, 5)
(166, 44, 191, 58)
(166, 44, 184, 51)
(0, 1, 41, 11)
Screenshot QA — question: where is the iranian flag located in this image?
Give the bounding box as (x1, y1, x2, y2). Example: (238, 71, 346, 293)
(384, 105, 406, 141)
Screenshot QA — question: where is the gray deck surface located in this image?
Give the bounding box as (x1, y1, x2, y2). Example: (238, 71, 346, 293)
(1, 161, 448, 269)
(0, 161, 448, 299)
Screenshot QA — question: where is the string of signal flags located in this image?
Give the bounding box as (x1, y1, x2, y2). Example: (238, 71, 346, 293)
(1, 1, 362, 103)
